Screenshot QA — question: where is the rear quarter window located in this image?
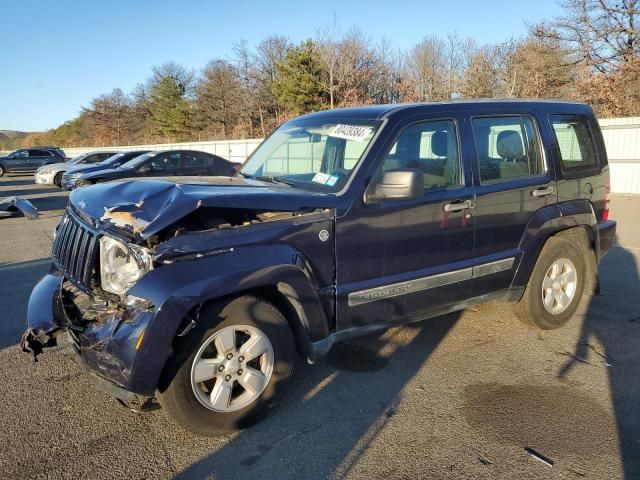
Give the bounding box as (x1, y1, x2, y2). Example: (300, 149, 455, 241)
(550, 114, 598, 171)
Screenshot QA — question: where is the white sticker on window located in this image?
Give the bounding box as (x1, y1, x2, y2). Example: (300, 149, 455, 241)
(330, 124, 372, 142)
(312, 172, 330, 184)
(326, 175, 339, 187)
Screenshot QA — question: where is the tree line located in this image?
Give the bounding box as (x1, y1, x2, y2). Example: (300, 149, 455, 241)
(6, 0, 639, 150)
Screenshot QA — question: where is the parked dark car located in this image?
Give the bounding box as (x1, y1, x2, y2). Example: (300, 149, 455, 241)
(70, 149, 236, 187)
(35, 151, 117, 186)
(61, 150, 151, 190)
(22, 100, 616, 436)
(0, 147, 66, 176)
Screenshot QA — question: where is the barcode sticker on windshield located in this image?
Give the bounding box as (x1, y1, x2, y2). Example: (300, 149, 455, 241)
(330, 124, 372, 142)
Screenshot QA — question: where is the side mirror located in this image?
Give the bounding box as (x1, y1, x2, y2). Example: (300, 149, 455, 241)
(366, 169, 423, 203)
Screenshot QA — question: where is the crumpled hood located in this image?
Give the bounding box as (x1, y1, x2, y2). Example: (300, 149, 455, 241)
(69, 176, 337, 239)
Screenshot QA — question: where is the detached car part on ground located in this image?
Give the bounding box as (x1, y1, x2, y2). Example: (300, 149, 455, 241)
(65, 149, 237, 189)
(34, 151, 118, 187)
(22, 100, 617, 436)
(0, 196, 38, 219)
(60, 150, 151, 190)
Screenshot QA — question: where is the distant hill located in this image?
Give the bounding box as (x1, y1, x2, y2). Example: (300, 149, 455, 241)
(0, 130, 31, 141)
(0, 130, 40, 150)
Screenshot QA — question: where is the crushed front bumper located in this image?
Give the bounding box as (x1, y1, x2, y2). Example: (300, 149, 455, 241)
(21, 266, 156, 397)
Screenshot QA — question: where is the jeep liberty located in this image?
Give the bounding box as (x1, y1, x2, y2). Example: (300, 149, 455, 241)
(21, 100, 616, 435)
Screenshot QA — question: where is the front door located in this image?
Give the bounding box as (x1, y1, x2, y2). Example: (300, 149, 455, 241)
(7, 149, 29, 172)
(335, 116, 476, 332)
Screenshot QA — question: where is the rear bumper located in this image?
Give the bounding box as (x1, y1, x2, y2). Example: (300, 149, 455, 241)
(598, 220, 616, 259)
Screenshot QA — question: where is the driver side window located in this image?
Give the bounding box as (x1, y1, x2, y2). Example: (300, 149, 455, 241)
(146, 153, 181, 171)
(378, 120, 461, 191)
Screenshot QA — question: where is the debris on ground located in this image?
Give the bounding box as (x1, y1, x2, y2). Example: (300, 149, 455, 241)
(0, 196, 38, 219)
(477, 455, 493, 465)
(524, 447, 554, 467)
(555, 351, 592, 365)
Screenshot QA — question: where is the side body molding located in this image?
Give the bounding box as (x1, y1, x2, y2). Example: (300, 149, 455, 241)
(511, 200, 599, 289)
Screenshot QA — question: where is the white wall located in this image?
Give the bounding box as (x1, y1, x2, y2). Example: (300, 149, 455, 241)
(599, 117, 640, 195)
(2, 117, 639, 193)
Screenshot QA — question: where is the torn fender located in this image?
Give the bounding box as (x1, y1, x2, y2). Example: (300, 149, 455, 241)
(0, 196, 38, 220)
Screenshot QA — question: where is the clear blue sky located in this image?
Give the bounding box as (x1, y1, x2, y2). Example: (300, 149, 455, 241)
(2, 0, 563, 131)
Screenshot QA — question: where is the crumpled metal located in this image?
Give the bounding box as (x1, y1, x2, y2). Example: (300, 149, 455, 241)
(0, 196, 38, 219)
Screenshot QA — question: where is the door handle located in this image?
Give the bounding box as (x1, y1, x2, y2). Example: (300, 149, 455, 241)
(531, 186, 554, 197)
(443, 200, 475, 212)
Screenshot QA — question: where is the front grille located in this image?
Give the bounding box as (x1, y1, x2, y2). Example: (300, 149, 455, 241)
(52, 210, 98, 291)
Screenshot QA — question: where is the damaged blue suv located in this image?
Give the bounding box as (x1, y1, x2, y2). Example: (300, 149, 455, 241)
(22, 100, 616, 435)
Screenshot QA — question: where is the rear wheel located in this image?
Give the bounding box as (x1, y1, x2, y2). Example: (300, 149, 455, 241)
(157, 296, 296, 436)
(515, 237, 588, 329)
(0, 165, 5, 177)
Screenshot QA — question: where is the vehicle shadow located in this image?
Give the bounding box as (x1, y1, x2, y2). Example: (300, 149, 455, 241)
(175, 311, 462, 480)
(0, 179, 35, 187)
(558, 243, 640, 478)
(27, 195, 69, 213)
(0, 188, 61, 197)
(0, 259, 51, 349)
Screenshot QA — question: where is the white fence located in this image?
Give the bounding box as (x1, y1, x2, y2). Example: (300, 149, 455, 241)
(3, 116, 640, 194)
(59, 139, 264, 164)
(599, 117, 640, 194)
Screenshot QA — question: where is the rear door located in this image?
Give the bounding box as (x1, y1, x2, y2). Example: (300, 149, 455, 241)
(469, 113, 556, 296)
(28, 149, 51, 170)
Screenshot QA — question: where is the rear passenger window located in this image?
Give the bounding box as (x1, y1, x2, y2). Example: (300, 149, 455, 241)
(472, 116, 545, 183)
(378, 120, 460, 191)
(550, 115, 597, 170)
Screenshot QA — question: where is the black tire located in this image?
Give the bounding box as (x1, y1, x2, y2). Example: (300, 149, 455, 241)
(0, 164, 5, 177)
(53, 172, 63, 187)
(157, 295, 296, 436)
(515, 236, 588, 329)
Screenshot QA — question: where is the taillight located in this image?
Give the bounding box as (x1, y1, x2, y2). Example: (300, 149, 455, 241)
(602, 177, 610, 222)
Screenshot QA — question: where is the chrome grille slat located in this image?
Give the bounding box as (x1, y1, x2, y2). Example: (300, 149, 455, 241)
(51, 210, 98, 291)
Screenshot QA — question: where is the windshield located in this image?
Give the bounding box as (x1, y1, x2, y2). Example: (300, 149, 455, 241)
(119, 152, 156, 169)
(241, 118, 379, 192)
(68, 153, 90, 164)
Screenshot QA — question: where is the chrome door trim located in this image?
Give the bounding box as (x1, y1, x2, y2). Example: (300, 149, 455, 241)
(348, 256, 515, 307)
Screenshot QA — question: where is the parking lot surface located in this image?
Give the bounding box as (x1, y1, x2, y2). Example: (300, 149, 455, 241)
(0, 176, 639, 479)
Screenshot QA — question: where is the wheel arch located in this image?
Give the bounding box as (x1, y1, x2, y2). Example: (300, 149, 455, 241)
(127, 252, 332, 393)
(512, 200, 599, 289)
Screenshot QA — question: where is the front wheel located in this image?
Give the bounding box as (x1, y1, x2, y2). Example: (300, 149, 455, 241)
(515, 237, 588, 329)
(157, 296, 296, 436)
(53, 172, 63, 187)
(0, 164, 5, 177)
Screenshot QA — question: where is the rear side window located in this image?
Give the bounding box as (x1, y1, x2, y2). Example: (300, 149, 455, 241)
(472, 115, 545, 183)
(29, 150, 47, 157)
(550, 115, 597, 171)
(378, 119, 461, 191)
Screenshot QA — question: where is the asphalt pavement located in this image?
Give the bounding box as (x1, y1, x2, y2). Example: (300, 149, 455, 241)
(0, 175, 639, 479)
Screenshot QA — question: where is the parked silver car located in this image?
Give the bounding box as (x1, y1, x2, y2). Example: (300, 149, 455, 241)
(34, 151, 116, 186)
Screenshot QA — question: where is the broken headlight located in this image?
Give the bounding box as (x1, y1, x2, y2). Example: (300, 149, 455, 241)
(100, 236, 152, 295)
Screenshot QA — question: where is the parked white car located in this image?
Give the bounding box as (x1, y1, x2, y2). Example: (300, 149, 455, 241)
(34, 151, 116, 187)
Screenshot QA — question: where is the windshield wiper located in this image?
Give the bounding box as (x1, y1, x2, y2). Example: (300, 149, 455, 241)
(253, 175, 299, 188)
